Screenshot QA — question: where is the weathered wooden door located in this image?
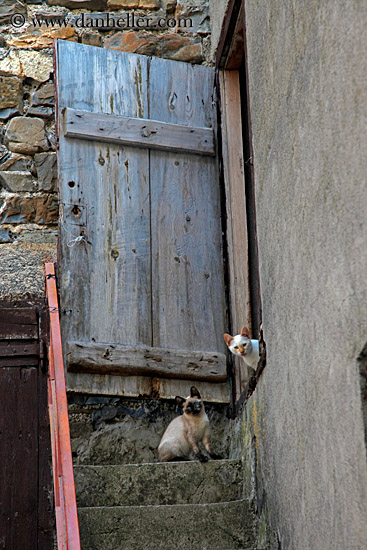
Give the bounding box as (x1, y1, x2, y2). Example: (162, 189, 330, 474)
(0, 302, 53, 549)
(56, 41, 229, 401)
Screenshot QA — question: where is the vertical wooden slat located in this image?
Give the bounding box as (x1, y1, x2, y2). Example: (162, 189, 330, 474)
(0, 368, 38, 549)
(38, 363, 54, 549)
(56, 42, 151, 347)
(149, 57, 226, 353)
(219, 69, 252, 395)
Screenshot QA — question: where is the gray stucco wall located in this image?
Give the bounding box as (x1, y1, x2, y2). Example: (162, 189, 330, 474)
(224, 2, 367, 549)
(209, 0, 231, 59)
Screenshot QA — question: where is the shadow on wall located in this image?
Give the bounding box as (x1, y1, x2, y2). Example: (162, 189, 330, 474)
(358, 343, 367, 451)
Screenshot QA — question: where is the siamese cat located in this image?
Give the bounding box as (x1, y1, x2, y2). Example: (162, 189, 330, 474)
(224, 326, 260, 369)
(158, 386, 221, 463)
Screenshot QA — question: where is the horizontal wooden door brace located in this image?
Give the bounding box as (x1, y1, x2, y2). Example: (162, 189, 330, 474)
(0, 342, 40, 357)
(62, 108, 216, 156)
(67, 341, 227, 382)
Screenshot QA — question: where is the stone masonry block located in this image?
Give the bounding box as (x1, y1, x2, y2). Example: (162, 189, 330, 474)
(5, 117, 48, 155)
(138, 0, 160, 9)
(107, 0, 138, 7)
(0, 49, 53, 82)
(0, 77, 23, 110)
(27, 106, 53, 118)
(0, 194, 58, 224)
(47, 0, 107, 9)
(105, 31, 202, 62)
(0, 107, 22, 121)
(34, 152, 57, 191)
(0, 154, 31, 172)
(0, 229, 13, 243)
(5, 225, 58, 244)
(162, 0, 176, 13)
(31, 83, 55, 107)
(7, 26, 76, 50)
(0, 171, 37, 192)
(0, 0, 26, 25)
(81, 31, 103, 48)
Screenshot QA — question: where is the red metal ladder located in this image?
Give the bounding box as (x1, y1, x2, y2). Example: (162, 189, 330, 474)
(45, 262, 81, 550)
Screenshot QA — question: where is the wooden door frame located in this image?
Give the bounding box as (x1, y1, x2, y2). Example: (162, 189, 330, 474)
(216, 0, 264, 412)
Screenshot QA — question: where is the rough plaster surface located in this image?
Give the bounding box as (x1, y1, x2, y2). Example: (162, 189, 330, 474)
(238, 2, 367, 549)
(0, 242, 56, 298)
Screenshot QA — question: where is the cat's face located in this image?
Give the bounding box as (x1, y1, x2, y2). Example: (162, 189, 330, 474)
(176, 386, 203, 416)
(183, 397, 203, 416)
(224, 327, 252, 357)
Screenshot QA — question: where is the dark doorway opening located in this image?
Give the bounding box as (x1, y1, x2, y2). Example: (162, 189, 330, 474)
(216, 0, 263, 409)
(239, 56, 262, 337)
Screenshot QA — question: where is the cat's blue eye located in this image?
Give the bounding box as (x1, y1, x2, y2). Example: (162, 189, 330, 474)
(234, 346, 239, 349)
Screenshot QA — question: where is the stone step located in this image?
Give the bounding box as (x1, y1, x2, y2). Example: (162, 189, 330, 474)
(74, 459, 243, 507)
(78, 500, 256, 550)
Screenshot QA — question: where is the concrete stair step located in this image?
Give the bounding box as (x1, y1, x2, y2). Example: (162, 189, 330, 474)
(74, 459, 243, 507)
(78, 499, 256, 550)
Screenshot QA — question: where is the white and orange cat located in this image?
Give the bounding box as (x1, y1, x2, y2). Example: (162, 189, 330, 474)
(224, 326, 259, 369)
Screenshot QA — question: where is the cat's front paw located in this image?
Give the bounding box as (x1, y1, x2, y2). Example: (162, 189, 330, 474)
(209, 452, 223, 460)
(197, 453, 208, 463)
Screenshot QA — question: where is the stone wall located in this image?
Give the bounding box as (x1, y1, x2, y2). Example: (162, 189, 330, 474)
(0, 0, 211, 298)
(213, 1, 367, 549)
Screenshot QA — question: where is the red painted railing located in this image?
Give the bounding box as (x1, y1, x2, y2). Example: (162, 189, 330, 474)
(45, 262, 81, 550)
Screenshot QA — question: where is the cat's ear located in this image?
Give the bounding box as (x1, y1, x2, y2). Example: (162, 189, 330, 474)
(190, 386, 201, 399)
(175, 396, 186, 407)
(240, 326, 250, 338)
(224, 333, 233, 346)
